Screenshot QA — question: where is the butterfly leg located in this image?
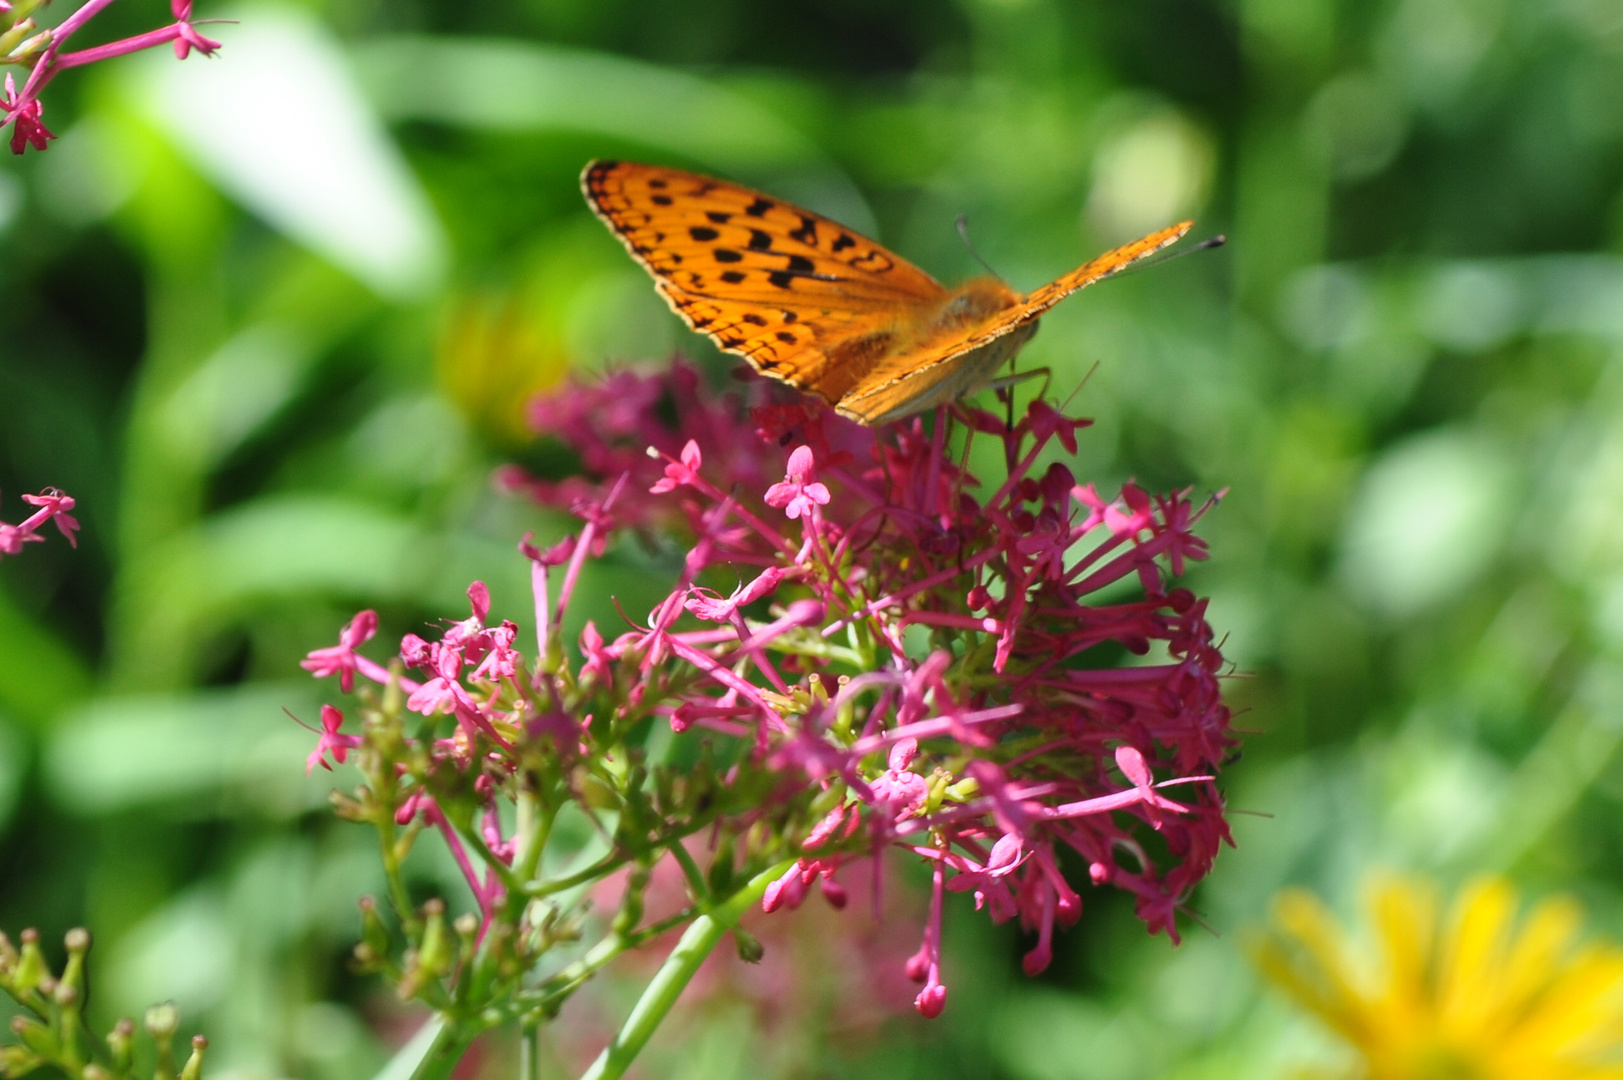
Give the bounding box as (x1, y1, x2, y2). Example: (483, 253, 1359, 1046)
(990, 366, 1051, 470)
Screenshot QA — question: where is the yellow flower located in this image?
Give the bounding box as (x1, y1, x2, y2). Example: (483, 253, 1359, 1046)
(1251, 875, 1623, 1080)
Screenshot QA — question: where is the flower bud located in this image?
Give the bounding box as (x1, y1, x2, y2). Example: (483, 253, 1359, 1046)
(179, 1034, 207, 1080)
(731, 928, 765, 964)
(106, 1018, 134, 1073)
(453, 913, 479, 968)
(415, 899, 453, 981)
(10, 1015, 57, 1058)
(356, 896, 390, 967)
(612, 866, 650, 938)
(0, 19, 34, 57)
(0, 1044, 43, 1076)
(13, 929, 45, 993)
(144, 1003, 179, 1080)
(914, 982, 947, 1018)
(706, 834, 736, 896)
(60, 929, 89, 993)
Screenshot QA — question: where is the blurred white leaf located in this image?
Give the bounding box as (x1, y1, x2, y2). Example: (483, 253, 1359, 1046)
(351, 36, 876, 235)
(159, 322, 313, 466)
(1085, 106, 1215, 242)
(1337, 428, 1517, 618)
(45, 683, 326, 813)
(134, 5, 445, 299)
(104, 887, 235, 1015)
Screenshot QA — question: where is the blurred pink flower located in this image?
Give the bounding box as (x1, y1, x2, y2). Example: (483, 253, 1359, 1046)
(0, 488, 78, 558)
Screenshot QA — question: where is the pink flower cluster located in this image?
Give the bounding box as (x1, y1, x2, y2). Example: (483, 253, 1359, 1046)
(1, 0, 221, 155)
(305, 363, 1235, 1018)
(0, 488, 78, 558)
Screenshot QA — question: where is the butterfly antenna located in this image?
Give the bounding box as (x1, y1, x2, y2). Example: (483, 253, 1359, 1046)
(1058, 360, 1101, 414)
(1114, 233, 1227, 278)
(956, 215, 1002, 278)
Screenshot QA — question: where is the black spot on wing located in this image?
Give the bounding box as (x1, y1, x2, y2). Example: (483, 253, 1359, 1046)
(720, 270, 746, 284)
(831, 233, 856, 252)
(648, 178, 666, 188)
(768, 271, 794, 289)
(748, 229, 773, 251)
(850, 250, 896, 273)
(714, 249, 742, 263)
(745, 198, 774, 217)
(690, 226, 719, 242)
(743, 313, 768, 326)
(785, 254, 815, 273)
(651, 195, 672, 206)
(790, 216, 818, 245)
(777, 331, 798, 343)
(782, 311, 798, 323)
(706, 211, 732, 224)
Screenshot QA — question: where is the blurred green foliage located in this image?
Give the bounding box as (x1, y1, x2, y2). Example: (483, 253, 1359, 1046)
(4, 0, 1623, 1076)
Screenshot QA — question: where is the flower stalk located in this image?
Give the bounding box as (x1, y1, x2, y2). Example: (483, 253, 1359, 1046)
(0, 0, 224, 155)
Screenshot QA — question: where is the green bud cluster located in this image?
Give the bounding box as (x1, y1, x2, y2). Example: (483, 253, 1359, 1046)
(0, 0, 50, 66)
(0, 927, 206, 1080)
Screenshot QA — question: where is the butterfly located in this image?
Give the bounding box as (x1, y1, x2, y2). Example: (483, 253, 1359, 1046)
(582, 160, 1193, 425)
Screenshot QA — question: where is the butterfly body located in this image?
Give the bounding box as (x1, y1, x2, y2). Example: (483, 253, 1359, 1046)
(582, 160, 1192, 424)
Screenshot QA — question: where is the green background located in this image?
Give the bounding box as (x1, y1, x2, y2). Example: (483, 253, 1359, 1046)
(3, 0, 1623, 1076)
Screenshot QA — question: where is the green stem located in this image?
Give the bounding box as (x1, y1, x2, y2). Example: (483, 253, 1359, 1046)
(578, 860, 792, 1080)
(528, 849, 630, 898)
(518, 1023, 541, 1080)
(667, 841, 709, 903)
(370, 1015, 473, 1080)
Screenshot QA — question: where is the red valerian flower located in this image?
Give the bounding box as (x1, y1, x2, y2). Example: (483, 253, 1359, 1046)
(307, 363, 1236, 1018)
(305, 705, 363, 774)
(2, 74, 52, 154)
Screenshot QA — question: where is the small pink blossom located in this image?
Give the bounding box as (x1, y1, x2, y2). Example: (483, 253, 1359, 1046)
(305, 705, 362, 773)
(301, 610, 378, 693)
(650, 439, 703, 494)
(684, 567, 788, 622)
(764, 446, 830, 520)
(1, 488, 79, 558)
(406, 644, 474, 716)
(3, 74, 52, 154)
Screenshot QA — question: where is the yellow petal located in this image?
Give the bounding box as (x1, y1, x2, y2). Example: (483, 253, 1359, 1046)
(1369, 875, 1437, 1025)
(1436, 877, 1515, 1033)
(1489, 894, 1584, 1025)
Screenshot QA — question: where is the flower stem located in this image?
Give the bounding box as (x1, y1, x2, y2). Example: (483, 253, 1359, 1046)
(578, 860, 793, 1080)
(518, 1023, 541, 1080)
(372, 1015, 473, 1080)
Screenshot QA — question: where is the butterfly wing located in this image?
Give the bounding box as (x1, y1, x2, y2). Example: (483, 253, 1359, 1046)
(582, 160, 946, 400)
(835, 221, 1194, 424)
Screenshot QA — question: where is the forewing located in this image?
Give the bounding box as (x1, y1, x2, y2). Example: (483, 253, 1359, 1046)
(834, 222, 1195, 422)
(582, 159, 944, 396)
(973, 221, 1193, 348)
(581, 160, 943, 307)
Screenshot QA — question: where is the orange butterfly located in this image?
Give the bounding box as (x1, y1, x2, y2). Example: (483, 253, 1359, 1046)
(582, 160, 1192, 425)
